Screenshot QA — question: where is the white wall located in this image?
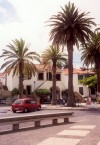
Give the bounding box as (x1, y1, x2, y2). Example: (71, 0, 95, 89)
(2, 69, 90, 98)
(64, 73, 89, 97)
(6, 74, 13, 91)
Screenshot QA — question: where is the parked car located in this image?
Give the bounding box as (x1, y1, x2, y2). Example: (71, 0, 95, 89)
(12, 98, 41, 113)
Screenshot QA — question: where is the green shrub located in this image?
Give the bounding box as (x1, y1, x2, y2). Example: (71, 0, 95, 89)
(35, 89, 51, 98)
(12, 88, 26, 96)
(12, 88, 19, 96)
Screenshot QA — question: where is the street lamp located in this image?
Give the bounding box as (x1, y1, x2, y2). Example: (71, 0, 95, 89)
(33, 81, 36, 91)
(87, 85, 91, 105)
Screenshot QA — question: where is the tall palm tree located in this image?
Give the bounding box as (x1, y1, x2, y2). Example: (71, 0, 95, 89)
(41, 45, 67, 105)
(0, 38, 40, 97)
(81, 31, 100, 94)
(48, 2, 95, 106)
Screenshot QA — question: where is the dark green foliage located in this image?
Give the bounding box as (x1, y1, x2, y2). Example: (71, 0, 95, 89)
(79, 75, 97, 88)
(12, 88, 19, 96)
(35, 89, 51, 98)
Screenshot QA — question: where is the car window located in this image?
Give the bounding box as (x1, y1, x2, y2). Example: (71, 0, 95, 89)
(25, 100, 31, 104)
(31, 100, 36, 104)
(13, 100, 23, 105)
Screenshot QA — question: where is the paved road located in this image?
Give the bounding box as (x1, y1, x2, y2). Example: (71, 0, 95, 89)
(0, 105, 100, 145)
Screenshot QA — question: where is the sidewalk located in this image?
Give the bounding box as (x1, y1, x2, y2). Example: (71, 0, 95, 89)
(0, 103, 100, 113)
(42, 103, 100, 111)
(0, 105, 11, 113)
(0, 103, 100, 145)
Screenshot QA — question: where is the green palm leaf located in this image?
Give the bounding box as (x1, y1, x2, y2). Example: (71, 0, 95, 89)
(0, 38, 40, 97)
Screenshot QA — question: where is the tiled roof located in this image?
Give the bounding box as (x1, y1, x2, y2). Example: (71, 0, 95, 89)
(35, 64, 62, 72)
(0, 64, 62, 77)
(63, 68, 95, 75)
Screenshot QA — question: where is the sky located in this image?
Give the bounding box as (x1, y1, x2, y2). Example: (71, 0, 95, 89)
(0, 0, 100, 71)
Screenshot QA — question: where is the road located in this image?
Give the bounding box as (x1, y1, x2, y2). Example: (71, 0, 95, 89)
(0, 105, 100, 145)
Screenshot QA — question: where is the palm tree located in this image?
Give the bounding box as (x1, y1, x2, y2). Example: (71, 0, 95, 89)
(41, 45, 67, 105)
(81, 31, 100, 94)
(0, 38, 40, 97)
(48, 2, 95, 106)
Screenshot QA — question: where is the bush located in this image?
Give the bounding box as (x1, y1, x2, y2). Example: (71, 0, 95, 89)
(12, 88, 19, 96)
(35, 89, 51, 98)
(12, 88, 26, 96)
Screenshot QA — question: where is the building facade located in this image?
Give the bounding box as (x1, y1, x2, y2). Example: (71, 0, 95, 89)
(0, 65, 96, 102)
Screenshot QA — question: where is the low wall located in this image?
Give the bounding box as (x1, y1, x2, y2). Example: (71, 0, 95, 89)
(0, 112, 74, 134)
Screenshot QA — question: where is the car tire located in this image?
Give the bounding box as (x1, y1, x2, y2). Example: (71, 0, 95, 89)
(37, 106, 41, 111)
(12, 110, 16, 113)
(24, 108, 28, 113)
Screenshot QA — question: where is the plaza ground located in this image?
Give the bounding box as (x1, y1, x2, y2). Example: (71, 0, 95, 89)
(0, 103, 100, 145)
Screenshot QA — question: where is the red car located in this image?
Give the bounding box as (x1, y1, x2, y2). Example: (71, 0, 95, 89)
(12, 98, 41, 113)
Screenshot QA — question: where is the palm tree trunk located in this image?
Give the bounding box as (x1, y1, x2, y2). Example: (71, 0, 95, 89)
(51, 60, 57, 105)
(67, 42, 74, 107)
(96, 59, 100, 93)
(19, 60, 24, 98)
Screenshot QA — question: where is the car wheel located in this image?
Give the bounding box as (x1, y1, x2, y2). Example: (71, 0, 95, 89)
(12, 110, 16, 113)
(24, 108, 28, 113)
(37, 106, 41, 111)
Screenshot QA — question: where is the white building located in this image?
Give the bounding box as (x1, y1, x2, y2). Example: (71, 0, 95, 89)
(63, 68, 95, 99)
(0, 64, 96, 101)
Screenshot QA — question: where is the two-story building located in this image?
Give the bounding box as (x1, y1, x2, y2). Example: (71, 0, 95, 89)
(63, 68, 95, 99)
(0, 64, 96, 103)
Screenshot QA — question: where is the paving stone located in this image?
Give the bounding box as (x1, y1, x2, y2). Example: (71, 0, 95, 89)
(57, 129, 90, 136)
(70, 125, 96, 130)
(37, 137, 81, 145)
(97, 141, 100, 145)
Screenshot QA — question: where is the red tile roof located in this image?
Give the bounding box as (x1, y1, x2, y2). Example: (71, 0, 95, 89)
(63, 68, 95, 75)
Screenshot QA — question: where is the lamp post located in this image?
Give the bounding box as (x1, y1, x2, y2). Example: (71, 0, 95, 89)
(87, 85, 91, 105)
(33, 81, 36, 99)
(33, 81, 36, 92)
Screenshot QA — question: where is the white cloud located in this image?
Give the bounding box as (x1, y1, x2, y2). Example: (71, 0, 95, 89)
(0, 0, 100, 71)
(0, 6, 6, 13)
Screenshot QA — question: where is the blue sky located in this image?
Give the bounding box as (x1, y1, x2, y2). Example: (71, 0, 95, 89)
(0, 0, 100, 70)
(0, 0, 18, 23)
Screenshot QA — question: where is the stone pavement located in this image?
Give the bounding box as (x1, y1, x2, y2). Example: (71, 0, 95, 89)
(42, 102, 100, 111)
(37, 125, 96, 145)
(0, 103, 100, 145)
(37, 103, 100, 145)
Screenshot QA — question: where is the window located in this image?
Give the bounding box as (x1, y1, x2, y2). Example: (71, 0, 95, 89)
(78, 75, 83, 80)
(25, 100, 31, 104)
(31, 100, 36, 104)
(47, 72, 52, 81)
(13, 100, 23, 105)
(85, 74, 94, 78)
(56, 74, 61, 81)
(79, 87, 83, 95)
(38, 73, 44, 80)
